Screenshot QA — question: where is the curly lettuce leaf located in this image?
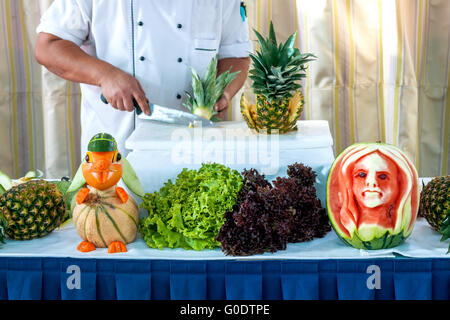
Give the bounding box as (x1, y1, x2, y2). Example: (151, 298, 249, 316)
(216, 163, 331, 256)
(140, 163, 243, 251)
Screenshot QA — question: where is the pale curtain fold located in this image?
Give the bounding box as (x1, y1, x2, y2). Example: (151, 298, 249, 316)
(0, 0, 81, 179)
(0, 0, 448, 179)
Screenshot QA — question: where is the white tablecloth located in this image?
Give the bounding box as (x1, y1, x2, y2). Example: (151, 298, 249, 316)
(1, 156, 448, 260)
(0, 216, 447, 261)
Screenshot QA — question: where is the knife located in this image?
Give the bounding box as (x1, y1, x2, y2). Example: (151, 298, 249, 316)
(139, 103, 216, 127)
(101, 94, 215, 127)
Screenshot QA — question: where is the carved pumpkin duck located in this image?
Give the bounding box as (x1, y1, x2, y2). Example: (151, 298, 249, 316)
(67, 133, 144, 253)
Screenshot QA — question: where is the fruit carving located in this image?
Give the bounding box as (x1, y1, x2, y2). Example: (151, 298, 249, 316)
(241, 21, 316, 134)
(67, 133, 144, 253)
(326, 143, 419, 249)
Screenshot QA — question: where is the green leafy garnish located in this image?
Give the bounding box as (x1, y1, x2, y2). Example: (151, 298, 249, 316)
(140, 163, 243, 251)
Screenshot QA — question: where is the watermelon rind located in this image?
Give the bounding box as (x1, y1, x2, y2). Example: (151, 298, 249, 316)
(87, 133, 117, 152)
(326, 142, 418, 250)
(121, 158, 144, 198)
(339, 231, 406, 250)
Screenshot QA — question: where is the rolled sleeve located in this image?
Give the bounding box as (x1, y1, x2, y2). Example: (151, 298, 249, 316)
(36, 0, 91, 47)
(219, 0, 253, 59)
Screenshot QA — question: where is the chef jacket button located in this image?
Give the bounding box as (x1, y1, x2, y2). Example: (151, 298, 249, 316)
(177, 57, 183, 63)
(139, 56, 146, 61)
(177, 23, 182, 29)
(138, 21, 144, 26)
(176, 94, 182, 100)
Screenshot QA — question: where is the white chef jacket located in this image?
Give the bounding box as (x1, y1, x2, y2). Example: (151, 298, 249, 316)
(37, 0, 252, 156)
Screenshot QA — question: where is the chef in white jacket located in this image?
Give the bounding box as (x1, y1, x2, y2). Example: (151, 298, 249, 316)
(35, 0, 252, 156)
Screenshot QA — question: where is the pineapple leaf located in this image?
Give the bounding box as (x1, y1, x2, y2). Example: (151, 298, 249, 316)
(441, 233, 450, 242)
(269, 21, 277, 44)
(204, 55, 218, 81)
(290, 53, 317, 65)
(204, 69, 218, 106)
(253, 29, 270, 55)
(183, 92, 195, 112)
(279, 33, 297, 66)
(203, 56, 218, 104)
(215, 70, 239, 102)
(255, 51, 273, 70)
(270, 66, 283, 78)
(267, 75, 280, 82)
(249, 75, 264, 83)
(249, 54, 269, 74)
(190, 67, 205, 107)
(249, 68, 267, 80)
(253, 29, 278, 66)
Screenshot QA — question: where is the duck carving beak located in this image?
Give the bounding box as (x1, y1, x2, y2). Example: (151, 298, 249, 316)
(98, 171, 108, 184)
(93, 158, 111, 184)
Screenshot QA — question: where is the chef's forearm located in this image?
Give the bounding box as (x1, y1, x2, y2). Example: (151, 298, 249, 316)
(217, 57, 250, 101)
(35, 32, 116, 86)
(35, 32, 151, 114)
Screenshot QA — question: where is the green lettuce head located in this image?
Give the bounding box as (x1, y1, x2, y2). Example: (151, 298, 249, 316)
(140, 163, 243, 250)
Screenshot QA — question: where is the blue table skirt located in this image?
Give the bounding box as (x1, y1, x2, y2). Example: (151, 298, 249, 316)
(0, 257, 448, 300)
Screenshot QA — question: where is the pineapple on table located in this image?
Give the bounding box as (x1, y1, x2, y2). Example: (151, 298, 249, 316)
(420, 176, 450, 253)
(0, 179, 66, 241)
(241, 21, 316, 134)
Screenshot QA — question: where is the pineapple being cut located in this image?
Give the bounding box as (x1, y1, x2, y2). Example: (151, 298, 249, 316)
(184, 55, 240, 121)
(242, 21, 316, 134)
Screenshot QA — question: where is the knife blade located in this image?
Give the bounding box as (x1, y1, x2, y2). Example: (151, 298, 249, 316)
(139, 103, 216, 127)
(100, 94, 215, 127)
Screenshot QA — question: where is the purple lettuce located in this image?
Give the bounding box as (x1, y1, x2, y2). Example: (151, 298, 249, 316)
(216, 163, 331, 256)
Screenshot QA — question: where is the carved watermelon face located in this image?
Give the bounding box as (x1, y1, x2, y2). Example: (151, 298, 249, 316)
(326, 143, 419, 249)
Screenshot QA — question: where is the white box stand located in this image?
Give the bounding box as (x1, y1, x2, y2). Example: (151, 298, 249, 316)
(125, 120, 335, 207)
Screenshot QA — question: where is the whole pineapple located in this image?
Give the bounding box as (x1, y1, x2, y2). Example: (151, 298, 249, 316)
(241, 21, 316, 134)
(420, 176, 449, 252)
(0, 180, 66, 240)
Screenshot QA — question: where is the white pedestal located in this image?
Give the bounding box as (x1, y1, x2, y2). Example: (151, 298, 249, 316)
(125, 120, 335, 206)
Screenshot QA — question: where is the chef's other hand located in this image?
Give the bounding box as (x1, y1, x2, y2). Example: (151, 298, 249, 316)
(214, 92, 231, 120)
(99, 67, 151, 115)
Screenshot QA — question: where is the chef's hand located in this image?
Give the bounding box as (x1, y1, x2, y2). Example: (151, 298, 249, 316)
(214, 92, 231, 120)
(99, 67, 151, 115)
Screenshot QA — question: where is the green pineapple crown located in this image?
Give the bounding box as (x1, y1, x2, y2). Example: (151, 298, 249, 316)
(249, 21, 316, 104)
(184, 55, 240, 120)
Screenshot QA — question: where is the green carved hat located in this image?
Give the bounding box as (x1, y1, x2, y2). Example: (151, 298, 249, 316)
(87, 133, 117, 152)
